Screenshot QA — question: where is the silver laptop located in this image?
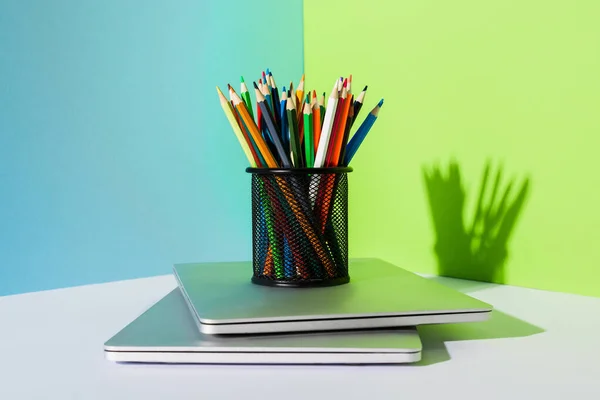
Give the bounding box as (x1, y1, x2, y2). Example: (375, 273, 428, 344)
(174, 258, 492, 334)
(104, 289, 422, 365)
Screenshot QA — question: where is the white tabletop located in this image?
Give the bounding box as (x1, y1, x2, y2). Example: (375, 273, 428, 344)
(1, 273, 599, 400)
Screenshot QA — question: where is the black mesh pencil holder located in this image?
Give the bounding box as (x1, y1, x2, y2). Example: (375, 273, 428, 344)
(246, 167, 352, 287)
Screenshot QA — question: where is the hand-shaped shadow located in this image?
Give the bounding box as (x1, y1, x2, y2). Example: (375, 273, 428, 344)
(423, 160, 530, 283)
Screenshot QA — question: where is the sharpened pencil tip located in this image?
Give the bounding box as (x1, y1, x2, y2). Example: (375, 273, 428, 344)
(240, 76, 244, 83)
(378, 99, 384, 107)
(266, 68, 270, 75)
(253, 81, 259, 89)
(227, 84, 233, 90)
(363, 86, 368, 91)
(282, 86, 286, 92)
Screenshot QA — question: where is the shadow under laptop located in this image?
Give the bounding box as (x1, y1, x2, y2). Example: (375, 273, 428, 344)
(414, 294, 544, 367)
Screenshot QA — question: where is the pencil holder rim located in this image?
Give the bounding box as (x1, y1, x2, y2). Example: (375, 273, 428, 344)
(246, 167, 353, 175)
(251, 276, 350, 288)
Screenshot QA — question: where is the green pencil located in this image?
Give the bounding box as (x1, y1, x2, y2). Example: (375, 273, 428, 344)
(240, 76, 254, 120)
(303, 102, 314, 167)
(286, 97, 302, 167)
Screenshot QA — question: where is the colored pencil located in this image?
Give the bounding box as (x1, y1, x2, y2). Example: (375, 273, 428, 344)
(325, 84, 348, 167)
(279, 88, 288, 152)
(254, 82, 291, 168)
(313, 81, 339, 167)
(240, 77, 254, 120)
(303, 102, 314, 168)
(319, 92, 326, 125)
(351, 86, 367, 128)
(286, 97, 302, 167)
(312, 94, 321, 153)
(288, 81, 295, 108)
(331, 93, 353, 166)
(236, 108, 266, 167)
(295, 74, 305, 112)
(229, 85, 278, 168)
(269, 73, 280, 125)
(261, 79, 273, 113)
(344, 99, 384, 165)
(338, 100, 355, 166)
(216, 86, 257, 167)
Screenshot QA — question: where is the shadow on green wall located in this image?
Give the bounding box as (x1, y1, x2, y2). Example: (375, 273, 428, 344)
(422, 160, 530, 284)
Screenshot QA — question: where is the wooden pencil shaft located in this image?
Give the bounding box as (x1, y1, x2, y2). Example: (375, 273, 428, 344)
(271, 88, 281, 124)
(331, 94, 353, 166)
(312, 102, 322, 154)
(345, 105, 380, 164)
(231, 93, 278, 167)
(216, 87, 257, 167)
(279, 96, 288, 151)
(257, 99, 291, 168)
(338, 104, 355, 166)
(286, 103, 302, 167)
(325, 93, 346, 166)
(314, 82, 339, 167)
(304, 105, 314, 168)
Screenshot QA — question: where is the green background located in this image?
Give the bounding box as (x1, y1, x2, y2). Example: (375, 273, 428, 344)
(304, 0, 600, 297)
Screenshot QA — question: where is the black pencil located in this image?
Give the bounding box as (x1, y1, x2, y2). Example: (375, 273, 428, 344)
(254, 82, 291, 168)
(338, 96, 355, 166)
(351, 85, 367, 129)
(269, 73, 280, 125)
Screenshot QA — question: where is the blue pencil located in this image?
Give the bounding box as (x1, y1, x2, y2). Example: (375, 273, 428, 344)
(344, 99, 383, 165)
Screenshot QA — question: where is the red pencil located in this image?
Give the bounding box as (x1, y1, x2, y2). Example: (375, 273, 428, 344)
(325, 82, 347, 166)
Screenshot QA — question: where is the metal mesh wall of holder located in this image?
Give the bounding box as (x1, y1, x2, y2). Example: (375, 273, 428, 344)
(246, 167, 352, 288)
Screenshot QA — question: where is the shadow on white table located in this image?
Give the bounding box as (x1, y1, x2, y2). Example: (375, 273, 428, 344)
(415, 276, 544, 366)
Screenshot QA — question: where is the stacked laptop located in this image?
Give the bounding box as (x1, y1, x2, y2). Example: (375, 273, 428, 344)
(104, 258, 492, 365)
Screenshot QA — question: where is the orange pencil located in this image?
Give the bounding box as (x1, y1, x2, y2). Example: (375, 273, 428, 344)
(295, 74, 305, 111)
(331, 93, 353, 166)
(229, 85, 278, 168)
(325, 83, 347, 166)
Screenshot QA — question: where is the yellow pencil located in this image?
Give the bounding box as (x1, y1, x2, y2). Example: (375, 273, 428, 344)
(295, 74, 305, 111)
(216, 86, 257, 167)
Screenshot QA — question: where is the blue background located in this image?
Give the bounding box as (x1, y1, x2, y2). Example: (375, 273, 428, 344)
(0, 0, 304, 295)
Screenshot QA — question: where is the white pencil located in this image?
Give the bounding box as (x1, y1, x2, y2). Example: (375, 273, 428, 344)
(313, 80, 340, 167)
